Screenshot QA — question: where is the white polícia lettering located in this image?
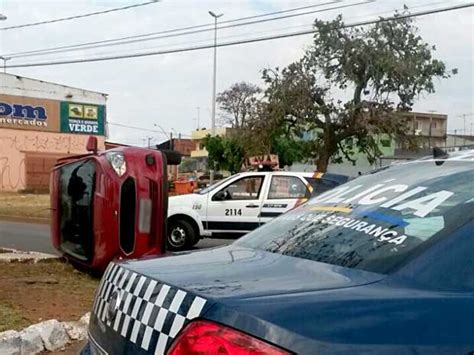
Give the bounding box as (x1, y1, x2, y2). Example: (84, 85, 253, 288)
(392, 190, 454, 218)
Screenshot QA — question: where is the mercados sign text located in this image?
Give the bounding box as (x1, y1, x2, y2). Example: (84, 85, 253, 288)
(0, 101, 48, 127)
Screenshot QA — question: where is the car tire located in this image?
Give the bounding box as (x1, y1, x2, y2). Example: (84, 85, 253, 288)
(189, 235, 201, 247)
(167, 220, 195, 251)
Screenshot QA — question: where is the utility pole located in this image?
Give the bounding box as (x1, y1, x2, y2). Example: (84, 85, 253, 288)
(147, 137, 154, 148)
(154, 123, 175, 149)
(0, 56, 10, 73)
(196, 106, 201, 130)
(208, 10, 223, 185)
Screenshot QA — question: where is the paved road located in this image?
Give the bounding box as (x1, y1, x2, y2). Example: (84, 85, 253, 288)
(0, 220, 57, 254)
(0, 220, 233, 255)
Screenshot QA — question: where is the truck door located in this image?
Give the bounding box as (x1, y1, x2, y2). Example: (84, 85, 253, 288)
(206, 174, 266, 235)
(260, 175, 310, 225)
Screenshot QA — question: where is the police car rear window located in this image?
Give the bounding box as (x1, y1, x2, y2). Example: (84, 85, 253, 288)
(237, 158, 474, 274)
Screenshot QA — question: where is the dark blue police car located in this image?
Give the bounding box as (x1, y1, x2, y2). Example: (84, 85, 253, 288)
(83, 150, 474, 354)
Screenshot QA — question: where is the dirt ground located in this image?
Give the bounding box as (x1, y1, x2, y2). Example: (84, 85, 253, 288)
(0, 192, 50, 220)
(0, 259, 99, 332)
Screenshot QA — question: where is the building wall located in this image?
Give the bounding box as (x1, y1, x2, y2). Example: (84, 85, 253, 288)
(446, 134, 474, 147)
(0, 129, 105, 191)
(0, 73, 107, 192)
(172, 139, 194, 156)
(290, 134, 396, 177)
(190, 128, 232, 158)
(402, 112, 448, 148)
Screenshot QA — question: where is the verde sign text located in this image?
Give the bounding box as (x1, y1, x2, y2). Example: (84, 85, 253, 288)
(60, 102, 105, 135)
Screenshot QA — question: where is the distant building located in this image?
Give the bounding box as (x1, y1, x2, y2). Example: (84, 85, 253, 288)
(0, 73, 107, 192)
(156, 138, 194, 178)
(291, 111, 449, 177)
(156, 137, 194, 156)
(446, 133, 474, 147)
(399, 111, 448, 149)
(190, 127, 233, 158)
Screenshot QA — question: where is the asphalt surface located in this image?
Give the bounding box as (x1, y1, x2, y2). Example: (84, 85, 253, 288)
(0, 220, 233, 255)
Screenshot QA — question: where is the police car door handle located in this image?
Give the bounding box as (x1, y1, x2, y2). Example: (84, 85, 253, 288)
(246, 204, 259, 208)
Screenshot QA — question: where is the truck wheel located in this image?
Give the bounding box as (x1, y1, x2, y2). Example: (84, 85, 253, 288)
(167, 220, 195, 251)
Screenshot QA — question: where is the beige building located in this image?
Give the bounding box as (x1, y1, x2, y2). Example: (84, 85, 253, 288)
(402, 111, 448, 148)
(190, 127, 233, 158)
(0, 73, 106, 192)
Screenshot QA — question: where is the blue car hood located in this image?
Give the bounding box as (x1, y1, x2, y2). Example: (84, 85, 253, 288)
(122, 245, 384, 300)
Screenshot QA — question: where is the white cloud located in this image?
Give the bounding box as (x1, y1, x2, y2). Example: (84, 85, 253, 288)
(1, 0, 472, 144)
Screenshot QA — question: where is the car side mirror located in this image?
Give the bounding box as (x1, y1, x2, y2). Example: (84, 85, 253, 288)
(213, 190, 229, 201)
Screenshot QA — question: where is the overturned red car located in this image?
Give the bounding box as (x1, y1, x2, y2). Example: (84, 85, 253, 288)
(50, 137, 177, 271)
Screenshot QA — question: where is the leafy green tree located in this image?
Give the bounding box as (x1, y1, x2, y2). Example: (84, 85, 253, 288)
(178, 158, 197, 173)
(271, 136, 308, 168)
(260, 11, 453, 171)
(202, 135, 245, 174)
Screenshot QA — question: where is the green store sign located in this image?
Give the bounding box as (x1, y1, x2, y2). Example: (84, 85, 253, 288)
(60, 101, 105, 135)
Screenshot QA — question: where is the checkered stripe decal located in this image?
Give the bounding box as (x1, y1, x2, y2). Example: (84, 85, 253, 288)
(92, 263, 207, 355)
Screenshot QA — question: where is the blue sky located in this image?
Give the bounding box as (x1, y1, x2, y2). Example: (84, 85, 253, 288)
(0, 0, 473, 145)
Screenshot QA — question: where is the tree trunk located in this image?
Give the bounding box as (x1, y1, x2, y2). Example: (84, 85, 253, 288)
(316, 154, 330, 172)
(316, 123, 335, 173)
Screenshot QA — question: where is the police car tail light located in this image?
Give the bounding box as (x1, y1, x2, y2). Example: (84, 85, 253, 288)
(106, 152, 127, 176)
(167, 320, 290, 355)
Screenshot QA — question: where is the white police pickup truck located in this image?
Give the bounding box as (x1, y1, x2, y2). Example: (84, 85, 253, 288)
(167, 171, 348, 250)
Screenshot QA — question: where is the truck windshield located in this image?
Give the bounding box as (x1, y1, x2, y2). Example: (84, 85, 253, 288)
(198, 175, 237, 195)
(237, 158, 474, 274)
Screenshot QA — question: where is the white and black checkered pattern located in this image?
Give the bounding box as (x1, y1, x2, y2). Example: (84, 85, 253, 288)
(92, 263, 207, 355)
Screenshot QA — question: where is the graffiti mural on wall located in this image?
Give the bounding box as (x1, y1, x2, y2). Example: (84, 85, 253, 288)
(0, 134, 89, 190)
(0, 135, 86, 152)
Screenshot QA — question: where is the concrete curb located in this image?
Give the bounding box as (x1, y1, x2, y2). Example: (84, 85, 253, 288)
(0, 313, 90, 354)
(0, 248, 58, 263)
(0, 215, 50, 225)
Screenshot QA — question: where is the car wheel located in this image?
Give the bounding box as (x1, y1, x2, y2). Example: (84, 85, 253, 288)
(167, 220, 195, 251)
(189, 235, 201, 247)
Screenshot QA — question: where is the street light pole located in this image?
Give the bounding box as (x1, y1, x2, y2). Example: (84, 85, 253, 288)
(196, 106, 201, 130)
(154, 123, 174, 148)
(0, 56, 11, 73)
(208, 10, 223, 184)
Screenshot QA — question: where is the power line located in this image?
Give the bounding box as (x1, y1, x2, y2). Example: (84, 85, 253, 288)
(21, 0, 448, 64)
(0, 1, 160, 31)
(108, 122, 191, 138)
(4, 0, 341, 58)
(39, 23, 314, 62)
(5, 0, 371, 59)
(8, 3, 473, 69)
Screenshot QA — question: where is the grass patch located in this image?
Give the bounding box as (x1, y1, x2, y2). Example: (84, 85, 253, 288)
(0, 303, 29, 332)
(0, 259, 99, 331)
(0, 192, 50, 219)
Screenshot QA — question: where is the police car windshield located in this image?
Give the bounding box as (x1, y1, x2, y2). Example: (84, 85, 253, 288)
(198, 175, 238, 195)
(237, 157, 474, 274)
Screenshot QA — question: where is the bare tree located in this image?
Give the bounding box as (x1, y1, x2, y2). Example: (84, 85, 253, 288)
(216, 82, 261, 128)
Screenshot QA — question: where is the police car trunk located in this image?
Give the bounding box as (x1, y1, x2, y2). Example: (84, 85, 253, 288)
(88, 262, 210, 355)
